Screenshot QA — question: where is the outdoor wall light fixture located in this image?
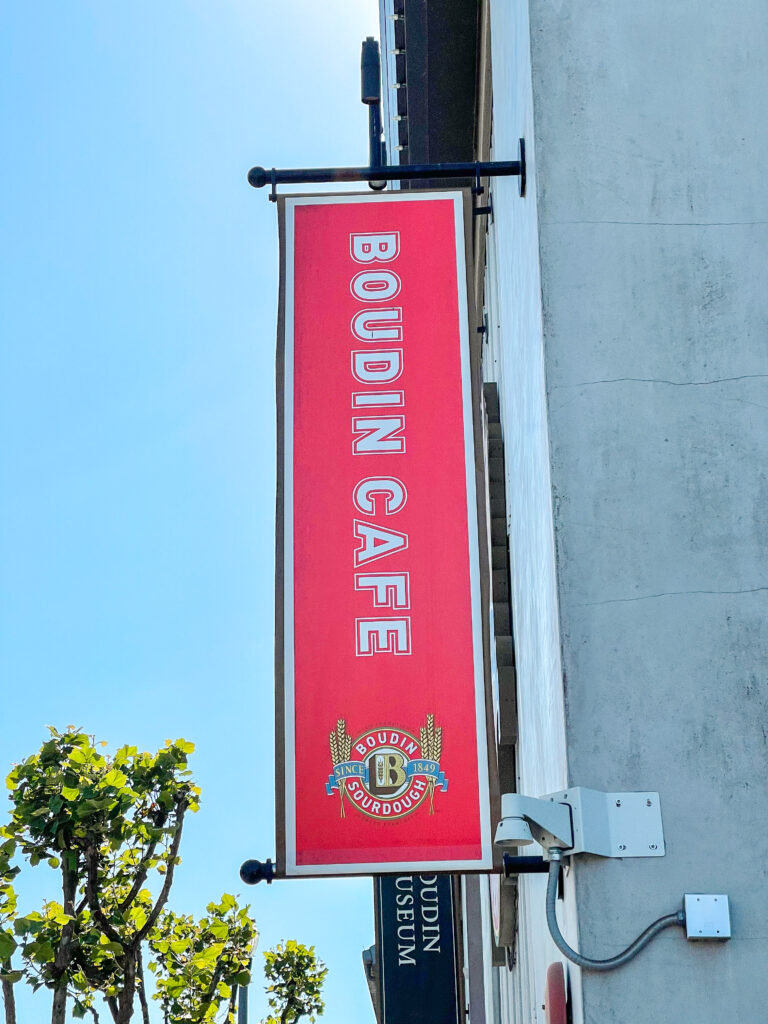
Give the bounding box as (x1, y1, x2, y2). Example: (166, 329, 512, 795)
(247, 38, 526, 201)
(495, 788, 730, 970)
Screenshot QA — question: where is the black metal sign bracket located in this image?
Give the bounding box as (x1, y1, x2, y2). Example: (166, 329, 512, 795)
(250, 147, 525, 201)
(249, 38, 526, 202)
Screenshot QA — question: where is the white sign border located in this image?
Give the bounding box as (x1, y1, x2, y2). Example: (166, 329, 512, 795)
(282, 191, 492, 876)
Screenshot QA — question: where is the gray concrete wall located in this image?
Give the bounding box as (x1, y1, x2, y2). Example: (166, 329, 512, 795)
(526, 1, 768, 1021)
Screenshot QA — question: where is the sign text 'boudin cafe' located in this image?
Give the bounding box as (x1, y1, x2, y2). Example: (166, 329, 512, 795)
(275, 192, 492, 875)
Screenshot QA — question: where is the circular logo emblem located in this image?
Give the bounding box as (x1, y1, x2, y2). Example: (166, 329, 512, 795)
(345, 728, 429, 820)
(326, 717, 446, 821)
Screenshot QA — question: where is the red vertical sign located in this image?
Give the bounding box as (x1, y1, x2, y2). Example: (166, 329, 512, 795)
(277, 192, 492, 875)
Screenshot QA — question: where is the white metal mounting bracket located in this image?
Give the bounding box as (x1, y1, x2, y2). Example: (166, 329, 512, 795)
(495, 787, 665, 859)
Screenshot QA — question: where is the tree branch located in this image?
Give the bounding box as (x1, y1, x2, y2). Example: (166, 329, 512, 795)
(136, 801, 187, 944)
(84, 844, 122, 945)
(195, 959, 226, 1023)
(74, 956, 123, 1010)
(117, 837, 160, 917)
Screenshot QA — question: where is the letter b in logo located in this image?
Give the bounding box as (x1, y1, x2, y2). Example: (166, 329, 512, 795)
(368, 750, 407, 796)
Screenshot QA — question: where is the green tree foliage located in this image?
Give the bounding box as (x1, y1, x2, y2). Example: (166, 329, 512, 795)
(1, 727, 258, 1024)
(0, 837, 20, 1024)
(262, 941, 326, 1024)
(148, 896, 256, 1023)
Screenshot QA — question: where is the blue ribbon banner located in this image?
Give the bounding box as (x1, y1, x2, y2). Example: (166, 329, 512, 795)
(326, 759, 448, 795)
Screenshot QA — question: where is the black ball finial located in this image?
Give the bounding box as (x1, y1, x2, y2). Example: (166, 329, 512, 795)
(240, 858, 276, 885)
(247, 166, 268, 189)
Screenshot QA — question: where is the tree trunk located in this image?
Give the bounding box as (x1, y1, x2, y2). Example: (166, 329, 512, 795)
(116, 951, 136, 1024)
(51, 860, 78, 1024)
(136, 946, 150, 1024)
(1, 965, 16, 1024)
(227, 986, 238, 1024)
(51, 985, 68, 1024)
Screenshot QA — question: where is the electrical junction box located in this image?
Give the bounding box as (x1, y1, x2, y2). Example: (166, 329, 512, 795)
(684, 894, 731, 940)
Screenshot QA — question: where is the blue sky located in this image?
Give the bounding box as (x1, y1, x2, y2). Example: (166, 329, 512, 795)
(0, 1, 379, 1020)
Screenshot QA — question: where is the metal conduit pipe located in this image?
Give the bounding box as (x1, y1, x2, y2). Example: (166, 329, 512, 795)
(545, 849, 685, 971)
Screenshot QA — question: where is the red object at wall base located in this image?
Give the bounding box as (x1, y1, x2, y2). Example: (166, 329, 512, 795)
(544, 962, 568, 1024)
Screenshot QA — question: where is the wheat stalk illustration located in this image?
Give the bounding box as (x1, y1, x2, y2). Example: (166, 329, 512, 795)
(329, 719, 352, 818)
(419, 714, 442, 814)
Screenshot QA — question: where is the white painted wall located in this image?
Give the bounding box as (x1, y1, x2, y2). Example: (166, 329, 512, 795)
(483, 2, 578, 1021)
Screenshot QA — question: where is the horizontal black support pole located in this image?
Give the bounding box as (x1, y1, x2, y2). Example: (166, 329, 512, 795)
(502, 854, 551, 876)
(248, 160, 522, 190)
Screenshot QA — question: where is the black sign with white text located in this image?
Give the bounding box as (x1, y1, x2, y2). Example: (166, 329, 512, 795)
(375, 874, 461, 1024)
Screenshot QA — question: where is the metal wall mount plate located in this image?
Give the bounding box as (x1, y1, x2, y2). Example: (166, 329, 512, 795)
(544, 787, 666, 858)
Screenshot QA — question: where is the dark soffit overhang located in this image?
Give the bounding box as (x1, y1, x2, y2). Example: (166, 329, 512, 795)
(396, 0, 480, 189)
